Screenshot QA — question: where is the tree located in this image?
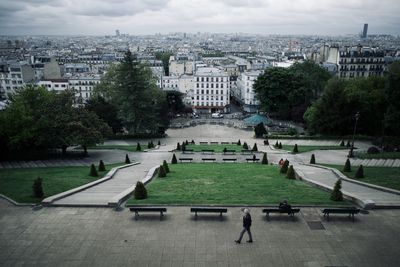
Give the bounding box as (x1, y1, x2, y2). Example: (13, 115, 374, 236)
(254, 122, 267, 138)
(261, 153, 268, 164)
(343, 159, 351, 172)
(32, 177, 44, 198)
(166, 91, 185, 116)
(85, 95, 123, 134)
(286, 165, 295, 179)
(136, 143, 142, 151)
(310, 154, 316, 164)
(89, 164, 98, 177)
(280, 160, 289, 174)
(158, 165, 167, 177)
(134, 181, 147, 199)
(98, 160, 106, 172)
(355, 165, 364, 179)
(163, 160, 170, 173)
(125, 154, 131, 164)
(330, 179, 343, 201)
(252, 143, 258, 152)
(293, 144, 299, 153)
(384, 61, 400, 138)
(171, 153, 177, 164)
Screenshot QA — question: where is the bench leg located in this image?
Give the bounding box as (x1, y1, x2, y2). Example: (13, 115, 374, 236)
(266, 213, 270, 221)
(327, 213, 329, 221)
(135, 211, 139, 220)
(160, 211, 163, 221)
(195, 211, 197, 220)
(220, 212, 223, 221)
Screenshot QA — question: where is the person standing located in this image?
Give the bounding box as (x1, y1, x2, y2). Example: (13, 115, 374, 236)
(235, 208, 253, 244)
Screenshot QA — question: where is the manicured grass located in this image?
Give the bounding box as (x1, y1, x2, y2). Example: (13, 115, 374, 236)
(184, 144, 253, 152)
(127, 164, 347, 205)
(279, 145, 348, 153)
(88, 144, 148, 152)
(355, 151, 400, 159)
(324, 164, 400, 191)
(0, 163, 124, 204)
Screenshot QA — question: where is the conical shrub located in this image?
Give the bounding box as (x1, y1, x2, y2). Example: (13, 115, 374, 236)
(134, 181, 147, 199)
(243, 142, 248, 150)
(310, 154, 316, 164)
(343, 159, 351, 172)
(148, 141, 152, 149)
(158, 140, 161, 146)
(280, 160, 289, 174)
(340, 140, 345, 146)
(330, 179, 343, 201)
(98, 160, 106, 172)
(89, 164, 98, 177)
(150, 140, 154, 148)
(278, 142, 282, 149)
(163, 160, 170, 173)
(182, 142, 186, 151)
(237, 139, 241, 146)
(261, 153, 268, 164)
(171, 153, 177, 164)
(125, 154, 131, 164)
(252, 143, 258, 151)
(136, 143, 141, 151)
(286, 165, 295, 179)
(185, 140, 189, 145)
(176, 142, 181, 151)
(293, 144, 299, 153)
(191, 140, 195, 144)
(158, 165, 167, 178)
(355, 165, 364, 178)
(32, 177, 44, 198)
(223, 147, 227, 153)
(264, 139, 269, 145)
(346, 140, 351, 148)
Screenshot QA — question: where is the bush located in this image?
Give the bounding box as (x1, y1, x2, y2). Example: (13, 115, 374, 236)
(261, 152, 268, 164)
(280, 160, 289, 174)
(346, 140, 351, 148)
(125, 154, 131, 164)
(89, 164, 98, 177)
(286, 165, 295, 179)
(147, 141, 152, 149)
(191, 140, 195, 144)
(136, 143, 142, 151)
(252, 143, 258, 151)
(98, 160, 106, 172)
(343, 159, 351, 172)
(171, 153, 177, 164)
(176, 142, 181, 150)
(293, 144, 299, 153)
(264, 139, 269, 145)
(330, 179, 343, 201)
(340, 140, 345, 146)
(163, 160, 170, 173)
(274, 141, 279, 148)
(278, 142, 282, 149)
(287, 128, 297, 136)
(223, 147, 227, 153)
(254, 122, 267, 138)
(158, 165, 167, 177)
(252, 154, 256, 161)
(355, 165, 364, 178)
(185, 140, 189, 145)
(310, 154, 316, 164)
(157, 140, 161, 146)
(237, 139, 241, 146)
(243, 142, 249, 150)
(134, 181, 147, 199)
(367, 146, 380, 154)
(32, 177, 44, 198)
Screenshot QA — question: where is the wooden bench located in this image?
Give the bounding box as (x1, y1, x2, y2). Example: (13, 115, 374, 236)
(179, 158, 193, 163)
(241, 150, 252, 155)
(182, 149, 194, 154)
(262, 208, 300, 221)
(322, 207, 360, 222)
(191, 207, 228, 220)
(129, 207, 167, 220)
(231, 142, 238, 144)
(202, 149, 215, 154)
(221, 142, 230, 144)
(210, 142, 219, 144)
(246, 158, 260, 162)
(223, 158, 237, 163)
(202, 158, 216, 162)
(223, 150, 236, 155)
(199, 142, 208, 144)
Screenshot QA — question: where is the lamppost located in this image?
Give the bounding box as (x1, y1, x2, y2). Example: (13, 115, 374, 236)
(348, 112, 360, 158)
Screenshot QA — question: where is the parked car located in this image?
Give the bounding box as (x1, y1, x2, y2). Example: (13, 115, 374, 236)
(211, 113, 223, 118)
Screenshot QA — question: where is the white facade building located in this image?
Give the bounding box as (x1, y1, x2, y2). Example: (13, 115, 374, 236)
(69, 75, 101, 104)
(193, 67, 230, 113)
(38, 79, 70, 92)
(236, 70, 261, 113)
(0, 62, 35, 99)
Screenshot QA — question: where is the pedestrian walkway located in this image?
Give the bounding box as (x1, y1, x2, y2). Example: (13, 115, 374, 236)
(51, 152, 171, 207)
(294, 164, 400, 208)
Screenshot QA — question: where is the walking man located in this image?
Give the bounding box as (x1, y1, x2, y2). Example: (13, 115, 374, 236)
(235, 208, 253, 244)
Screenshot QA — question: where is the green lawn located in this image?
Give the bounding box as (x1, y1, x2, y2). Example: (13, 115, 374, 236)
(185, 144, 253, 152)
(324, 164, 400, 191)
(355, 151, 400, 159)
(127, 164, 347, 205)
(88, 144, 149, 152)
(0, 163, 124, 204)
(279, 145, 348, 153)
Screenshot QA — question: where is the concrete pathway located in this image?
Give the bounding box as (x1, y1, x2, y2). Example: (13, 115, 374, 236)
(52, 152, 171, 206)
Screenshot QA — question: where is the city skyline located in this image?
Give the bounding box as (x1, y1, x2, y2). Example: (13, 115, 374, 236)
(0, 0, 399, 36)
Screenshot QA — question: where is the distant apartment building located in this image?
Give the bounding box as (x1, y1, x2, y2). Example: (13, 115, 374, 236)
(169, 54, 194, 76)
(38, 79, 69, 92)
(192, 67, 230, 113)
(235, 70, 261, 113)
(69, 75, 101, 104)
(0, 61, 35, 99)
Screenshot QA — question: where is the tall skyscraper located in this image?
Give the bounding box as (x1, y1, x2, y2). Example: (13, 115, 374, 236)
(362, 24, 368, 38)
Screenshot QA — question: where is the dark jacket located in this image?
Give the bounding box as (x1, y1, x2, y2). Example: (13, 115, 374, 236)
(243, 213, 252, 228)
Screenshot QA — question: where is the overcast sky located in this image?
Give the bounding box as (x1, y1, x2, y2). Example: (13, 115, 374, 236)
(0, 0, 399, 36)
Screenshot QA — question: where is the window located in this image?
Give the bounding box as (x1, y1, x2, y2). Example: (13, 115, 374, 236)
(216, 84, 219, 88)
(197, 83, 199, 88)
(206, 90, 209, 94)
(201, 90, 204, 94)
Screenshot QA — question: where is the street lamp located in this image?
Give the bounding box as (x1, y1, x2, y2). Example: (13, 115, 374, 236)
(348, 112, 360, 158)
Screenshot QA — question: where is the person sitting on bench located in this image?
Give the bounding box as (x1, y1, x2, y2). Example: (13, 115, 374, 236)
(279, 200, 292, 214)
